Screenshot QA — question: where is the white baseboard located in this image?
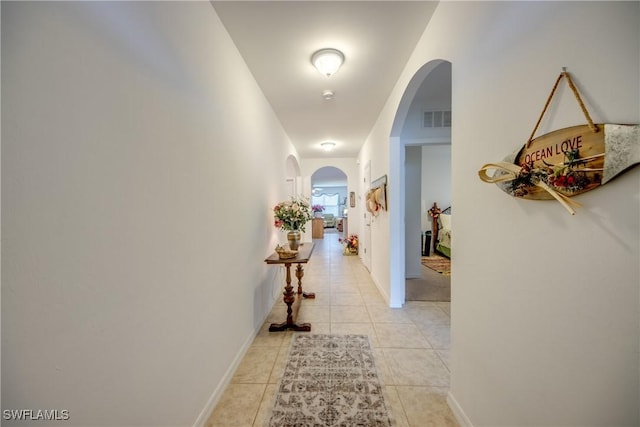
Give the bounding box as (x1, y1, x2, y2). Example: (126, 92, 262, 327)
(191, 329, 255, 427)
(370, 272, 391, 306)
(192, 290, 279, 427)
(447, 391, 474, 427)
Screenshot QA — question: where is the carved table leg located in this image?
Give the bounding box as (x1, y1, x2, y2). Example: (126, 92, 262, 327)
(296, 264, 315, 299)
(269, 263, 311, 332)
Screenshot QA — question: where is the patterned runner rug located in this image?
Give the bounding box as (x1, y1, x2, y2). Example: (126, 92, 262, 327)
(421, 254, 451, 275)
(267, 334, 394, 426)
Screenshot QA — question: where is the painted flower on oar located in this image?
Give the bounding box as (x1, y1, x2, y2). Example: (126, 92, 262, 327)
(479, 124, 639, 215)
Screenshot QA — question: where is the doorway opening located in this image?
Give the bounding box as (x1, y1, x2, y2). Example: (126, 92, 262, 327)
(388, 60, 452, 306)
(310, 166, 348, 240)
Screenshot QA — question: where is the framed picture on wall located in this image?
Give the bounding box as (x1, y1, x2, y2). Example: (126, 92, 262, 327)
(349, 191, 356, 207)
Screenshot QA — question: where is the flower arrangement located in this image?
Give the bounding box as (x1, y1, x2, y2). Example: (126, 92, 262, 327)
(510, 149, 592, 198)
(311, 204, 325, 213)
(340, 234, 359, 254)
(273, 197, 313, 233)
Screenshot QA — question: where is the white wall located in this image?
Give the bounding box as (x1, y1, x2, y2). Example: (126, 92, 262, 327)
(358, 132, 393, 301)
(2, 2, 296, 426)
(362, 1, 639, 425)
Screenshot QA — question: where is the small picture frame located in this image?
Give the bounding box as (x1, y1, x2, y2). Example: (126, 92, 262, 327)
(349, 191, 356, 208)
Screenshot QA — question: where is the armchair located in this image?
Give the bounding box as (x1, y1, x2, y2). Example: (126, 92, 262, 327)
(323, 214, 336, 228)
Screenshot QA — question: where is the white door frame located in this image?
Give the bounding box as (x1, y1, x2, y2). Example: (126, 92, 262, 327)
(389, 137, 405, 307)
(362, 161, 372, 271)
(388, 59, 450, 307)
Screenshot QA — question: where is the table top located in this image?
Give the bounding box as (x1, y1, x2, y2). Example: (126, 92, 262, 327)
(265, 242, 315, 264)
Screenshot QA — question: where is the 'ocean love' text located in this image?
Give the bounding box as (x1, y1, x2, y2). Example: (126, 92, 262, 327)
(522, 135, 583, 164)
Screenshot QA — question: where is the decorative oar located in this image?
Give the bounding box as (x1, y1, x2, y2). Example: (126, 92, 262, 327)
(479, 69, 639, 215)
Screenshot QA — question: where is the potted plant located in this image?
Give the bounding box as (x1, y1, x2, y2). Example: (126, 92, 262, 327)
(273, 197, 313, 250)
(311, 204, 325, 218)
(339, 234, 359, 255)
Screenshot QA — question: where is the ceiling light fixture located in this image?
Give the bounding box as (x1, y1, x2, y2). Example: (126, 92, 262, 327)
(322, 89, 335, 100)
(321, 141, 336, 151)
(311, 48, 344, 77)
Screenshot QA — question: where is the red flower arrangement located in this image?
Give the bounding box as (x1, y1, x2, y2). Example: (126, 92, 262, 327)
(339, 234, 359, 254)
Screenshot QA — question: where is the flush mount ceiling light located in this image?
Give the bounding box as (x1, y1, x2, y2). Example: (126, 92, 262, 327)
(321, 141, 336, 151)
(322, 89, 335, 100)
(311, 48, 344, 77)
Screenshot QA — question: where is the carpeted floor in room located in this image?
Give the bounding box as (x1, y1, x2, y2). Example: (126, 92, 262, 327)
(405, 261, 451, 302)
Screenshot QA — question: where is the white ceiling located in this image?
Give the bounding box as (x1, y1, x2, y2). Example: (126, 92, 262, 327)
(211, 1, 438, 159)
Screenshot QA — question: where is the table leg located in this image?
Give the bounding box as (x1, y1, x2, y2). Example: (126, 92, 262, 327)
(295, 264, 315, 299)
(269, 263, 311, 332)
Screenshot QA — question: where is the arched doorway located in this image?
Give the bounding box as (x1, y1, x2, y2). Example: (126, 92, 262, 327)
(311, 166, 348, 238)
(388, 59, 452, 307)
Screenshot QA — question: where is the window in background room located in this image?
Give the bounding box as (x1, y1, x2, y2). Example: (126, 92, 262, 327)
(311, 193, 340, 217)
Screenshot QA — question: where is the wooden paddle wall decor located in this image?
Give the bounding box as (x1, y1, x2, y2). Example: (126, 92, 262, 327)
(479, 69, 639, 215)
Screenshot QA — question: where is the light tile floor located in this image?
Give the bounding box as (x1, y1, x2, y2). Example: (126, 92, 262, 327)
(206, 231, 459, 427)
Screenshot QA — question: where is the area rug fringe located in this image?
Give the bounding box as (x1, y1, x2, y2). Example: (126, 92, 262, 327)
(266, 334, 395, 426)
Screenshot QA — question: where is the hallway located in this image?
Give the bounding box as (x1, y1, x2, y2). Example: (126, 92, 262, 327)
(207, 232, 458, 426)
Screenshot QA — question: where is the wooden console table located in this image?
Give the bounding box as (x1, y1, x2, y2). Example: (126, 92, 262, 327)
(264, 242, 315, 332)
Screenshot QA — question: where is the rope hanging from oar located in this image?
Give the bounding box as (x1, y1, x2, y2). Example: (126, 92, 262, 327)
(479, 69, 640, 216)
(526, 70, 599, 149)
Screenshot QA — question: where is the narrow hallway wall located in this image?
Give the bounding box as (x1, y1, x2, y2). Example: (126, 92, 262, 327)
(2, 2, 295, 426)
(361, 1, 639, 425)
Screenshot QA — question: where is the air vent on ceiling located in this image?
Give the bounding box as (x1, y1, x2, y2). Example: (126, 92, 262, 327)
(423, 110, 452, 128)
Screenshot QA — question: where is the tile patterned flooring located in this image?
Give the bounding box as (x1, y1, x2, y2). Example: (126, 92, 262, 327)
(206, 231, 459, 427)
